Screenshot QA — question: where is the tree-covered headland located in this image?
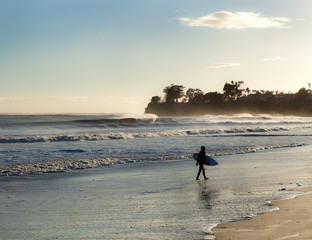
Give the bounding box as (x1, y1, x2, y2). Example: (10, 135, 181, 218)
(145, 81, 312, 116)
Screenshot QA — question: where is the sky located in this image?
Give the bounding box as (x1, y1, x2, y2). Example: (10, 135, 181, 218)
(1, 0, 312, 113)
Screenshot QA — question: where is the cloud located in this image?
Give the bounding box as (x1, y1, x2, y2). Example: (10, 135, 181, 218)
(208, 62, 241, 69)
(262, 57, 283, 62)
(178, 11, 290, 29)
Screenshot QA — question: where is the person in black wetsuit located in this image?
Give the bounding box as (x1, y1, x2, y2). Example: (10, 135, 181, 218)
(196, 146, 208, 180)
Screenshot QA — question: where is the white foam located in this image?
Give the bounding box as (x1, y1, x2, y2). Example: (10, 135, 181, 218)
(201, 223, 218, 240)
(0, 126, 296, 144)
(276, 233, 300, 240)
(0, 142, 308, 176)
(0, 155, 191, 176)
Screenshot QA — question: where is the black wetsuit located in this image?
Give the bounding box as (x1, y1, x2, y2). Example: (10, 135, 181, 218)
(196, 150, 208, 180)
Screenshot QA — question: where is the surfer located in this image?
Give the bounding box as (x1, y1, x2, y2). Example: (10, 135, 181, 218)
(196, 146, 209, 180)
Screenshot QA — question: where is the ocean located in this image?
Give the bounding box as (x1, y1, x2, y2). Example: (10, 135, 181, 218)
(0, 113, 311, 175)
(1, 113, 312, 239)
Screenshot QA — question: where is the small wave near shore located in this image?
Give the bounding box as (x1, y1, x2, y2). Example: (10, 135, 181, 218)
(0, 142, 307, 176)
(1, 113, 312, 177)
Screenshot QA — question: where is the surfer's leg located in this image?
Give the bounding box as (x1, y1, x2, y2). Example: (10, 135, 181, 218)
(196, 170, 200, 180)
(202, 168, 208, 180)
(196, 166, 202, 180)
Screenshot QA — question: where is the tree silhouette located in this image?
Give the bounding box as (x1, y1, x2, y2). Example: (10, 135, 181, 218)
(245, 87, 250, 96)
(223, 81, 243, 101)
(163, 84, 185, 102)
(145, 82, 312, 116)
(150, 96, 161, 104)
(186, 88, 204, 103)
(295, 88, 311, 102)
(204, 92, 223, 103)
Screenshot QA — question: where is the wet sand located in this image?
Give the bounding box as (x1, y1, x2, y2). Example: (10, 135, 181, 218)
(213, 188, 312, 240)
(0, 160, 215, 239)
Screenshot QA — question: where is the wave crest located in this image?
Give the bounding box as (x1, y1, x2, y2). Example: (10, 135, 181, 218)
(0, 126, 294, 144)
(0, 143, 307, 176)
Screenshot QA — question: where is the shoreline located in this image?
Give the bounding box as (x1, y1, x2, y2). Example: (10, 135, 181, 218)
(212, 186, 312, 239)
(1, 145, 312, 239)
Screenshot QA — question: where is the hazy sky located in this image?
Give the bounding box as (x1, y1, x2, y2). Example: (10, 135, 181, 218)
(1, 0, 312, 113)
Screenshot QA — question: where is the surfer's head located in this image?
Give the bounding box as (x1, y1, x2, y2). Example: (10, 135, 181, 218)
(201, 146, 205, 151)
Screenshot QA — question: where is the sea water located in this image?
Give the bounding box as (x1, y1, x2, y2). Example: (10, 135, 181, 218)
(1, 113, 312, 239)
(1, 113, 311, 175)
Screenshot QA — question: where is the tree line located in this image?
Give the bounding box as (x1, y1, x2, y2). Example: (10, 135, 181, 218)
(145, 82, 312, 116)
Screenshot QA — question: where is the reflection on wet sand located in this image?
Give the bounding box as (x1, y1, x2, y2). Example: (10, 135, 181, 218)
(197, 181, 219, 210)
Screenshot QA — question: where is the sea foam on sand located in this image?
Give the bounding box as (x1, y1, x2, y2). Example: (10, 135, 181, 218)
(212, 186, 312, 240)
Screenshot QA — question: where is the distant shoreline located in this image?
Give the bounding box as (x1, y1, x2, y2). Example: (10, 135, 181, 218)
(145, 102, 312, 116)
(145, 82, 312, 116)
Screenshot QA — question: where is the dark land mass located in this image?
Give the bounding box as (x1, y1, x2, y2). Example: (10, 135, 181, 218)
(144, 82, 312, 116)
(145, 101, 312, 116)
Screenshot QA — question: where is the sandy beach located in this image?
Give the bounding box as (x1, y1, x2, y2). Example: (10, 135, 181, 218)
(213, 186, 312, 240)
(212, 145, 312, 240)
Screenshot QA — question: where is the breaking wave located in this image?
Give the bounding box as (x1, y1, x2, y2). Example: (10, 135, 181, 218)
(2, 113, 312, 129)
(0, 113, 160, 128)
(0, 142, 307, 176)
(0, 126, 297, 144)
(1, 113, 312, 177)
